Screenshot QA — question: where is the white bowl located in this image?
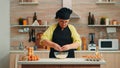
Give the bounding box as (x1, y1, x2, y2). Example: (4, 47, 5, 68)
(54, 52, 68, 59)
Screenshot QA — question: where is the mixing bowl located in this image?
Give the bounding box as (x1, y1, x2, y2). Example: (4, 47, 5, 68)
(54, 52, 68, 59)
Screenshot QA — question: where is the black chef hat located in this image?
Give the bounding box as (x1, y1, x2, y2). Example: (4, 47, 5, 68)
(55, 7, 72, 20)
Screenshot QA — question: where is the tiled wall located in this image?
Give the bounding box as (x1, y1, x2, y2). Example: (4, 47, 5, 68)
(10, 0, 120, 49)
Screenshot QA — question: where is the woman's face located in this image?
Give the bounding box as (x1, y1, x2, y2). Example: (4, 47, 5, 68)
(58, 19, 70, 29)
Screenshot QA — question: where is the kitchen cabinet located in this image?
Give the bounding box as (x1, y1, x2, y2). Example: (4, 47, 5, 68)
(115, 53, 120, 68)
(100, 53, 116, 68)
(10, 53, 21, 68)
(100, 52, 120, 68)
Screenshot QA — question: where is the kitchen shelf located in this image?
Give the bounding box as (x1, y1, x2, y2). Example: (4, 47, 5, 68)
(19, 2, 39, 5)
(96, 1, 116, 5)
(11, 25, 49, 27)
(88, 25, 120, 27)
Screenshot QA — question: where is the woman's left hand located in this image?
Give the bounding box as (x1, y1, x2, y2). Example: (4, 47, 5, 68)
(61, 44, 71, 51)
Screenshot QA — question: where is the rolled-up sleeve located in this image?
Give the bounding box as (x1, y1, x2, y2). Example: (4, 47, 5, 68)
(40, 24, 56, 45)
(69, 25, 82, 50)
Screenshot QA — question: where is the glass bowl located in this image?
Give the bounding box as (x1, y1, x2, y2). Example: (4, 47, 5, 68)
(54, 52, 68, 59)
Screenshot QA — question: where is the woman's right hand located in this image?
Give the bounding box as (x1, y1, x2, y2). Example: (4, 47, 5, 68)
(41, 40, 62, 51)
(53, 43, 62, 51)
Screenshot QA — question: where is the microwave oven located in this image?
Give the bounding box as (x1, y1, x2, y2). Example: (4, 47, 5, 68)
(98, 39, 119, 51)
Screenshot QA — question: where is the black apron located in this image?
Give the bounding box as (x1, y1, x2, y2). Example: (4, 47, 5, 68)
(49, 24, 75, 58)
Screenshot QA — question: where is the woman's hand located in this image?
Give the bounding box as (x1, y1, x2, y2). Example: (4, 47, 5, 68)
(41, 40, 62, 51)
(61, 43, 80, 51)
(53, 43, 62, 51)
(61, 44, 71, 51)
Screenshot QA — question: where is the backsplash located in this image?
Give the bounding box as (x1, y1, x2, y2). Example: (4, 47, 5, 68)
(10, 0, 120, 50)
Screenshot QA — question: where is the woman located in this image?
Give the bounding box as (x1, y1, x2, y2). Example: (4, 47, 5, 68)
(40, 7, 81, 58)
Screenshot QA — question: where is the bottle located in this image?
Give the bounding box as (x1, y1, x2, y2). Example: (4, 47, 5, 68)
(108, 0, 111, 2)
(91, 14, 95, 25)
(24, 46, 27, 56)
(88, 12, 92, 25)
(19, 42, 24, 50)
(18, 17, 23, 25)
(33, 12, 37, 23)
(100, 17, 105, 25)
